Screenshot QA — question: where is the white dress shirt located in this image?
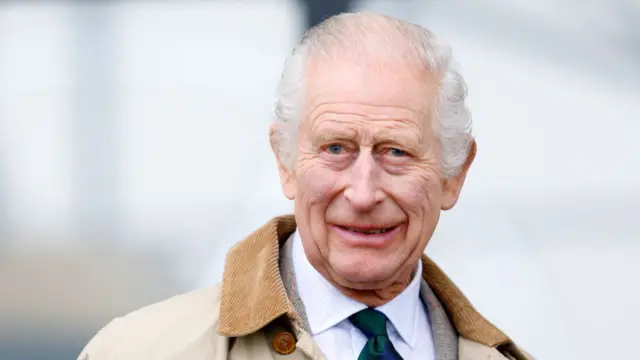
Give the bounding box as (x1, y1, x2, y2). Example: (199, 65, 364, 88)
(292, 230, 435, 360)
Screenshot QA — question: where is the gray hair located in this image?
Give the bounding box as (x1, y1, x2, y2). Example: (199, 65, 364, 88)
(272, 12, 473, 178)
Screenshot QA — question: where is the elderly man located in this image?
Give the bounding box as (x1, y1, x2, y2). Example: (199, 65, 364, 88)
(78, 12, 532, 360)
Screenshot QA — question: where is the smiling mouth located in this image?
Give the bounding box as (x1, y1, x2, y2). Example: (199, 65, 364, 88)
(336, 225, 397, 234)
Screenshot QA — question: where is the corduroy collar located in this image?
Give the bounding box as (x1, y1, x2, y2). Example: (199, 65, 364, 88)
(217, 215, 511, 348)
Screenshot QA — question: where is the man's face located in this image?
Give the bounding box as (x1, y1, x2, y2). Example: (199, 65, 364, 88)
(274, 54, 474, 290)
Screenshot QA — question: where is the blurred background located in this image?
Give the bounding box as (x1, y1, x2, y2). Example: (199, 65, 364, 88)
(0, 0, 638, 359)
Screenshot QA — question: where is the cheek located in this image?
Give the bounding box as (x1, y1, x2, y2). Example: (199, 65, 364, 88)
(296, 162, 342, 205)
(384, 170, 442, 212)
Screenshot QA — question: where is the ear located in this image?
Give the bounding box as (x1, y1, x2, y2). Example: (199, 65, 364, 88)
(441, 139, 477, 211)
(269, 123, 296, 200)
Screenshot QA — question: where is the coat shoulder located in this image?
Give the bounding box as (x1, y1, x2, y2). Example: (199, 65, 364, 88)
(78, 284, 225, 360)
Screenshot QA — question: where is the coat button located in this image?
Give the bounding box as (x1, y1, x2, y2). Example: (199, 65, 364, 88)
(272, 331, 296, 355)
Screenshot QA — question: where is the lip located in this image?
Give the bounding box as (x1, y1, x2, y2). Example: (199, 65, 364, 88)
(329, 223, 404, 249)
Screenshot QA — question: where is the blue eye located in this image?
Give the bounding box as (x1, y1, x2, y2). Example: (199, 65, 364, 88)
(388, 148, 406, 157)
(326, 144, 345, 155)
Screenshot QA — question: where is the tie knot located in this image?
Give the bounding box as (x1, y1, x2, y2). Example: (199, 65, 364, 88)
(348, 308, 388, 338)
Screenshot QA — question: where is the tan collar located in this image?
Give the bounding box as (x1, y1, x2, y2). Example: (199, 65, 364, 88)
(218, 215, 510, 347)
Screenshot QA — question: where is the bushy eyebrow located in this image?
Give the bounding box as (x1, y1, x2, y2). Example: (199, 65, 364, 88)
(313, 129, 358, 143)
(372, 128, 423, 150)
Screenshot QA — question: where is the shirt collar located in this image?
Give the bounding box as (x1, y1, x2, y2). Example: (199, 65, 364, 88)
(291, 229, 423, 348)
(376, 256, 423, 348)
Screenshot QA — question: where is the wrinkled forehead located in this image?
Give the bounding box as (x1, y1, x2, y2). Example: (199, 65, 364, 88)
(303, 53, 438, 129)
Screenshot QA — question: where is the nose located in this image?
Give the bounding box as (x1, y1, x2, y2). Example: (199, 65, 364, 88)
(343, 150, 385, 211)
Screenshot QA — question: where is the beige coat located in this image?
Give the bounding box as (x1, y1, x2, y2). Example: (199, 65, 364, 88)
(78, 216, 533, 360)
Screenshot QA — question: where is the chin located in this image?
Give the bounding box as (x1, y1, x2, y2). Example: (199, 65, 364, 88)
(329, 252, 397, 288)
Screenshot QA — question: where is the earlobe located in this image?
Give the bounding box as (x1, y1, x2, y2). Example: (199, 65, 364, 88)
(279, 162, 297, 200)
(441, 139, 477, 211)
(270, 123, 296, 200)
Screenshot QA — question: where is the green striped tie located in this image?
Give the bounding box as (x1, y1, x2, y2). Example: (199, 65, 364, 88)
(349, 308, 404, 360)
